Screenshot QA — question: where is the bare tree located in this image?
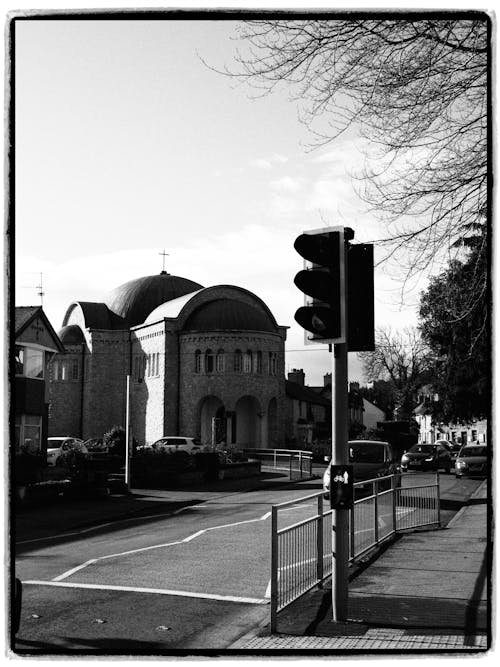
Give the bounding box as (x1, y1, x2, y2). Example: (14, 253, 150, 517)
(226, 18, 489, 281)
(359, 327, 433, 420)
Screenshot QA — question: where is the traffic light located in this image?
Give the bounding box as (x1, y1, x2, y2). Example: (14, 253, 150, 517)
(293, 228, 346, 343)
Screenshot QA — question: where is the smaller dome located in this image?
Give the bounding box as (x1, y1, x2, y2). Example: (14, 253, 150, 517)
(183, 298, 276, 332)
(58, 324, 85, 345)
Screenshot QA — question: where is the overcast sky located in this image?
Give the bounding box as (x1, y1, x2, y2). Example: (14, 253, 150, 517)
(13, 12, 429, 386)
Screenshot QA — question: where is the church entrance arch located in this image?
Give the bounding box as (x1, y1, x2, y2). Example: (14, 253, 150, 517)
(235, 395, 262, 448)
(198, 396, 226, 447)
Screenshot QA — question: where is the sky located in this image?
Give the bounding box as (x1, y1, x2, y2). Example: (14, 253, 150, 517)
(12, 11, 434, 387)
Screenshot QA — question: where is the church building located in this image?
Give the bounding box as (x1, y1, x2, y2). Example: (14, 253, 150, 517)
(48, 271, 288, 449)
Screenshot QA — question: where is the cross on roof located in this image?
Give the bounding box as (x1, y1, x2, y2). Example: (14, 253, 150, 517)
(159, 250, 169, 274)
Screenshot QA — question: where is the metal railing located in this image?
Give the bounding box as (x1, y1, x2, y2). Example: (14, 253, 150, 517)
(244, 448, 313, 480)
(270, 492, 332, 632)
(270, 472, 440, 631)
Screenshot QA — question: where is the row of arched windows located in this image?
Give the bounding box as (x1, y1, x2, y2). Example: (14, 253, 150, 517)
(195, 349, 278, 376)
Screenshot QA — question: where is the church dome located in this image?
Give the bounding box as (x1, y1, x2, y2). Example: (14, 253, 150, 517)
(183, 298, 276, 332)
(105, 272, 204, 327)
(58, 324, 85, 345)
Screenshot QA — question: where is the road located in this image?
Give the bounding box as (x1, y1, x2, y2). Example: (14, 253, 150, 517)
(14, 469, 482, 653)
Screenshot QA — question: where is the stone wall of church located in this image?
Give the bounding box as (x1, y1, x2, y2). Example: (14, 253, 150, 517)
(81, 330, 130, 439)
(130, 321, 170, 446)
(48, 345, 85, 437)
(178, 330, 287, 447)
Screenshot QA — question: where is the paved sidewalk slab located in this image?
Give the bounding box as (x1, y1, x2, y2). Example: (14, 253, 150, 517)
(237, 632, 488, 651)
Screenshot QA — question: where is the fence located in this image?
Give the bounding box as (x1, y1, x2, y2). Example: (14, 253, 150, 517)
(244, 448, 313, 480)
(270, 472, 440, 631)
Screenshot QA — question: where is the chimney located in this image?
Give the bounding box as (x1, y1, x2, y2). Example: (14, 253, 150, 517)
(288, 368, 305, 386)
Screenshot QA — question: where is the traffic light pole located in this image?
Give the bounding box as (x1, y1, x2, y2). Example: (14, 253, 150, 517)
(331, 230, 349, 622)
(331, 340, 349, 621)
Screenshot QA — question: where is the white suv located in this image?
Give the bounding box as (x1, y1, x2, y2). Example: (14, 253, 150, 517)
(148, 436, 202, 454)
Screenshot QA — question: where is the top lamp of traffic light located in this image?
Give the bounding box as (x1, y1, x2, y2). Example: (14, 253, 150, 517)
(293, 232, 341, 266)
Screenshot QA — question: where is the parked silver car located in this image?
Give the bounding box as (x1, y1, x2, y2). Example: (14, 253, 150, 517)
(455, 444, 488, 478)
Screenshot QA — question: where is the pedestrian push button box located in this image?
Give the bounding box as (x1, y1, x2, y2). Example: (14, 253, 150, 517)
(329, 464, 354, 510)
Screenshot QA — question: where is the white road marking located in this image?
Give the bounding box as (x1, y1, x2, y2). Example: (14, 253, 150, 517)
(53, 510, 272, 582)
(22, 580, 268, 605)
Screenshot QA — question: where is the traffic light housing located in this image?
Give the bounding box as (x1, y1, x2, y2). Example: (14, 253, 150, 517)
(293, 229, 345, 343)
(293, 227, 374, 351)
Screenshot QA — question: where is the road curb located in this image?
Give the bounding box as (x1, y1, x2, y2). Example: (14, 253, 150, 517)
(446, 478, 488, 528)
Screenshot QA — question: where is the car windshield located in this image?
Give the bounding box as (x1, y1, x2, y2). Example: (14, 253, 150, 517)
(349, 443, 385, 463)
(460, 446, 487, 457)
(409, 445, 436, 454)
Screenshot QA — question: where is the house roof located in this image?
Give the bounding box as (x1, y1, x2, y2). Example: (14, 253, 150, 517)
(285, 380, 331, 407)
(15, 306, 65, 353)
(15, 306, 40, 334)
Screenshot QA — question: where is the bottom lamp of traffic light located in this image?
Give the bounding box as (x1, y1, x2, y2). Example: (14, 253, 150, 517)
(294, 305, 341, 339)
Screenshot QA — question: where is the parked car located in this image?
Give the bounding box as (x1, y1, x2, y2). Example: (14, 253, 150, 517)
(323, 440, 400, 498)
(139, 436, 202, 454)
(434, 439, 461, 463)
(46, 437, 86, 466)
(400, 443, 453, 473)
(82, 438, 112, 461)
(455, 444, 488, 478)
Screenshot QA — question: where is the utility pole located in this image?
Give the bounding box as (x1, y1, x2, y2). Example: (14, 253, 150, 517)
(125, 375, 132, 490)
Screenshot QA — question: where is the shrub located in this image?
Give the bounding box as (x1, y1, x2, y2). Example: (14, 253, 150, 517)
(103, 425, 126, 457)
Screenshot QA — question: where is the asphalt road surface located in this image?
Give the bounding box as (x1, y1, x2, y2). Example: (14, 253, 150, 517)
(13, 469, 482, 654)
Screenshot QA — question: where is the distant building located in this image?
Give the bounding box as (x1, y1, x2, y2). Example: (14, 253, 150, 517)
(48, 272, 288, 448)
(362, 398, 386, 432)
(14, 306, 64, 457)
(285, 370, 331, 446)
(413, 387, 487, 445)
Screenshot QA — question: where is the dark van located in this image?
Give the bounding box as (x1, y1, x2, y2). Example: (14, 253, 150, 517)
(323, 440, 400, 497)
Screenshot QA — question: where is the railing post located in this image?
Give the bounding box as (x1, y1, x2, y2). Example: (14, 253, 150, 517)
(317, 494, 324, 586)
(392, 473, 398, 534)
(274, 449, 277, 469)
(270, 505, 279, 634)
(374, 479, 379, 545)
(436, 470, 441, 526)
(350, 501, 355, 561)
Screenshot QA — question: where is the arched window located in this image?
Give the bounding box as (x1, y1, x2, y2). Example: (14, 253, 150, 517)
(205, 349, 214, 374)
(195, 350, 202, 374)
(244, 350, 252, 373)
(256, 351, 263, 374)
(234, 349, 242, 372)
(268, 352, 277, 376)
(216, 349, 225, 373)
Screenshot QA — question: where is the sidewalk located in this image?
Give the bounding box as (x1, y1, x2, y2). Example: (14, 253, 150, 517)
(231, 479, 491, 652)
